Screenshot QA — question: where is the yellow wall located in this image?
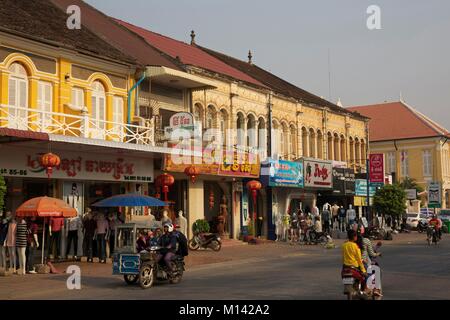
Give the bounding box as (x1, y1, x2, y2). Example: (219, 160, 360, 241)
(0, 45, 133, 136)
(370, 138, 450, 208)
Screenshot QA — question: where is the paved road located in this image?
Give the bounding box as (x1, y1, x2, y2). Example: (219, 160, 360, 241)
(1, 233, 449, 300)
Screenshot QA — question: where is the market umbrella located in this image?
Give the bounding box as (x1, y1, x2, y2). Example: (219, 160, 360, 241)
(91, 193, 167, 207)
(16, 196, 77, 264)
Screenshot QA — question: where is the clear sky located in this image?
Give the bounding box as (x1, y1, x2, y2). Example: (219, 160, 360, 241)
(85, 0, 450, 130)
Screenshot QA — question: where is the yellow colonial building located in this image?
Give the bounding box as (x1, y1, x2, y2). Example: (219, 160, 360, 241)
(349, 101, 450, 209)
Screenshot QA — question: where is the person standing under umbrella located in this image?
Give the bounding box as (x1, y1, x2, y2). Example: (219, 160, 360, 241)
(26, 217, 39, 274)
(49, 216, 64, 260)
(16, 217, 28, 275)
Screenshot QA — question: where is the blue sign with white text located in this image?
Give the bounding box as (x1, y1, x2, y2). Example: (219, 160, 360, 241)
(261, 159, 304, 188)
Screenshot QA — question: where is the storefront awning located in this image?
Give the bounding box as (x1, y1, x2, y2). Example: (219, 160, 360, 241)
(146, 66, 217, 90)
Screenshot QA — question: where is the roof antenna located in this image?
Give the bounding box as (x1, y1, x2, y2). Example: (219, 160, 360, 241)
(248, 50, 253, 64)
(190, 30, 196, 45)
(400, 91, 404, 103)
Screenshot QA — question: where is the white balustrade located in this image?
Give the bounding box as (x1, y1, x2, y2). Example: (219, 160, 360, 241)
(0, 104, 155, 146)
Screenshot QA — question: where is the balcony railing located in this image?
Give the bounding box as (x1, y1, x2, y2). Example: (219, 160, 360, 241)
(0, 104, 155, 146)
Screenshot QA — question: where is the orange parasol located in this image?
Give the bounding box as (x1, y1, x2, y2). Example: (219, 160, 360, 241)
(16, 196, 77, 218)
(16, 196, 77, 264)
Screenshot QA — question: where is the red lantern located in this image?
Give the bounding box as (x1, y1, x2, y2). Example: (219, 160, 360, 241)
(40, 152, 61, 179)
(156, 173, 174, 202)
(246, 180, 262, 226)
(209, 189, 215, 210)
(184, 165, 200, 184)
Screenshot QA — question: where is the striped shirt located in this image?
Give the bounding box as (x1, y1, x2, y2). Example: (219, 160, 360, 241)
(16, 221, 28, 247)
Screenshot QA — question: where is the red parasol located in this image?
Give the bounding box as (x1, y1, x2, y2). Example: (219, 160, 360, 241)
(16, 196, 77, 264)
(16, 196, 77, 218)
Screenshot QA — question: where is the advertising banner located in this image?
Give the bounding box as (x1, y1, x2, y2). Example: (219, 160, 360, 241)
(355, 179, 383, 197)
(303, 158, 332, 189)
(164, 149, 260, 178)
(261, 159, 303, 188)
(332, 168, 355, 195)
(428, 182, 441, 208)
(0, 146, 154, 182)
(369, 153, 385, 183)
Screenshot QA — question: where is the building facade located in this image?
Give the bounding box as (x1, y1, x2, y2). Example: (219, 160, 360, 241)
(349, 101, 450, 209)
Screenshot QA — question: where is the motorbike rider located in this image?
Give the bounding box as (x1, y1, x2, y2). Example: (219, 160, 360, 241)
(429, 214, 442, 240)
(156, 223, 178, 272)
(136, 231, 148, 252)
(342, 229, 368, 292)
(356, 226, 381, 270)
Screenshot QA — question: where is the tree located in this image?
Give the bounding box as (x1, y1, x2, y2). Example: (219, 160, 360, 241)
(373, 184, 406, 223)
(0, 176, 6, 213)
(398, 177, 424, 196)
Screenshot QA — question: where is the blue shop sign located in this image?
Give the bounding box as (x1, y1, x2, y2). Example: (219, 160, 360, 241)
(261, 159, 304, 188)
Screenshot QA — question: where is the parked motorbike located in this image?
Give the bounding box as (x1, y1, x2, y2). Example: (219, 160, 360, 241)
(307, 229, 329, 245)
(367, 226, 386, 240)
(188, 233, 222, 251)
(426, 226, 439, 246)
(417, 220, 428, 233)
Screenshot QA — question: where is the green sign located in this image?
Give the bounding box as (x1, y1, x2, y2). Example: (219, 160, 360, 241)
(355, 179, 383, 197)
(428, 182, 441, 208)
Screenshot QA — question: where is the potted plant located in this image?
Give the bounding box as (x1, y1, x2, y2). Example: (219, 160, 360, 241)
(192, 219, 210, 235)
(243, 221, 255, 242)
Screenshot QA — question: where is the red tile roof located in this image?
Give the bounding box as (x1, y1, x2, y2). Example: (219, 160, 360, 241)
(114, 19, 266, 88)
(0, 0, 135, 64)
(50, 0, 181, 70)
(348, 101, 450, 142)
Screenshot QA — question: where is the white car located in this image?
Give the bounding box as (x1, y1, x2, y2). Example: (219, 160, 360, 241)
(406, 212, 421, 228)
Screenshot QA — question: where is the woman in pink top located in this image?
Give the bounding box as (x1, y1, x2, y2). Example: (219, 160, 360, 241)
(6, 214, 17, 272)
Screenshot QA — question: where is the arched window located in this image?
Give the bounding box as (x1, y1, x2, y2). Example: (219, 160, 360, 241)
(334, 133, 340, 161)
(206, 105, 216, 129)
(349, 137, 355, 164)
(317, 130, 323, 159)
(340, 135, 346, 161)
(355, 138, 361, 165)
(194, 103, 203, 128)
(280, 122, 289, 159)
(247, 114, 257, 150)
(8, 62, 28, 129)
(272, 120, 280, 158)
(290, 125, 297, 159)
(236, 112, 245, 146)
(91, 81, 106, 130)
(258, 118, 266, 159)
(327, 132, 333, 160)
(302, 127, 308, 157)
(361, 139, 366, 165)
(309, 128, 316, 158)
(219, 109, 228, 146)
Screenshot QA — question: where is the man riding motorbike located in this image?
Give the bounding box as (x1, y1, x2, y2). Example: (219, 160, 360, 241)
(429, 214, 442, 240)
(155, 223, 178, 272)
(342, 229, 368, 292)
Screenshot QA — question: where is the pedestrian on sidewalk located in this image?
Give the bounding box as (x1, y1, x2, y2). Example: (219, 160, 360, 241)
(26, 217, 38, 274)
(339, 206, 347, 232)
